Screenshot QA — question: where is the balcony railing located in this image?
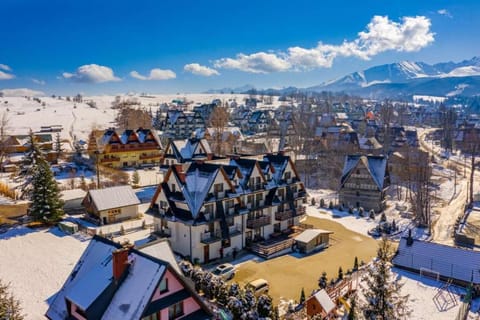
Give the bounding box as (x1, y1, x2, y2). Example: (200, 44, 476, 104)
(139, 153, 161, 160)
(201, 230, 221, 244)
(275, 210, 294, 221)
(229, 224, 242, 236)
(247, 215, 271, 229)
(100, 156, 120, 163)
(296, 206, 306, 216)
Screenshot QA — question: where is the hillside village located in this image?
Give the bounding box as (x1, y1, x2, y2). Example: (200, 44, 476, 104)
(0, 91, 479, 319)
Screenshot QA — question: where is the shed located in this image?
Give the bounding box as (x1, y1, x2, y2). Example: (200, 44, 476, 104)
(294, 229, 333, 254)
(61, 189, 87, 214)
(82, 185, 140, 225)
(306, 289, 336, 318)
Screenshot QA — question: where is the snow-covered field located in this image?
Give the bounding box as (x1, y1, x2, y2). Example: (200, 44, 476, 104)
(0, 227, 89, 318)
(0, 93, 249, 146)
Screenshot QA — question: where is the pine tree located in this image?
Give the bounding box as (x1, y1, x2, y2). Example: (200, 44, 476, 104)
(338, 266, 344, 281)
(362, 237, 410, 319)
(347, 294, 358, 320)
(257, 294, 273, 318)
(29, 158, 64, 223)
(318, 271, 328, 289)
(0, 279, 24, 320)
(353, 256, 359, 271)
(299, 287, 306, 304)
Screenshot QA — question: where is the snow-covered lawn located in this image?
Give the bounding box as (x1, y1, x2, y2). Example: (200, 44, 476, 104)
(391, 268, 471, 320)
(0, 227, 89, 318)
(306, 190, 430, 241)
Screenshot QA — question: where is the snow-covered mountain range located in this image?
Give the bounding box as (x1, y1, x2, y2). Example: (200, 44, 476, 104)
(308, 57, 480, 97)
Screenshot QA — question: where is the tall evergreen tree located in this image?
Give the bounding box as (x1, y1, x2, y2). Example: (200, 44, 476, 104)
(362, 237, 410, 320)
(0, 279, 24, 320)
(29, 159, 64, 223)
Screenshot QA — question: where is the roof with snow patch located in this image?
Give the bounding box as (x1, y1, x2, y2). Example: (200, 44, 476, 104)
(340, 155, 388, 190)
(86, 185, 140, 211)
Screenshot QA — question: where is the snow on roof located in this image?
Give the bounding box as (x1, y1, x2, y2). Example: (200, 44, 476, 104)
(101, 256, 165, 320)
(66, 263, 112, 310)
(138, 240, 181, 274)
(47, 237, 170, 320)
(341, 155, 387, 189)
(183, 167, 218, 218)
(393, 237, 480, 284)
(61, 189, 87, 201)
(312, 289, 335, 314)
(46, 239, 120, 320)
(294, 229, 333, 243)
(88, 185, 140, 211)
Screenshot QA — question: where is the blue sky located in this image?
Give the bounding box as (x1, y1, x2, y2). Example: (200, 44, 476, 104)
(1, 0, 479, 95)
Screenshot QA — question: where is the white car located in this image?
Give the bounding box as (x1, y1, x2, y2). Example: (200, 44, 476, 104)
(212, 263, 235, 281)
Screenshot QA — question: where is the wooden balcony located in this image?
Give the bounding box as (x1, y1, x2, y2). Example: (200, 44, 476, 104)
(296, 205, 306, 216)
(275, 210, 294, 221)
(201, 230, 221, 244)
(139, 153, 161, 160)
(247, 215, 271, 229)
(100, 156, 120, 163)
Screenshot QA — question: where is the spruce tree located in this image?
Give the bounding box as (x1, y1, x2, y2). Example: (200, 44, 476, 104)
(0, 279, 24, 320)
(353, 256, 359, 271)
(318, 271, 328, 289)
(362, 237, 410, 319)
(299, 287, 306, 304)
(338, 266, 344, 281)
(29, 159, 64, 223)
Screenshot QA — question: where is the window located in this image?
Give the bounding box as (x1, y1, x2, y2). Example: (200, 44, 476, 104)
(205, 204, 214, 214)
(214, 183, 223, 193)
(247, 195, 253, 203)
(171, 184, 176, 193)
(168, 301, 184, 319)
(158, 277, 168, 293)
(142, 313, 158, 320)
(284, 171, 291, 180)
(160, 201, 168, 209)
(356, 191, 360, 197)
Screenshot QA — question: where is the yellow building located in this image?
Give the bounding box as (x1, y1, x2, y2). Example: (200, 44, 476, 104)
(88, 128, 163, 168)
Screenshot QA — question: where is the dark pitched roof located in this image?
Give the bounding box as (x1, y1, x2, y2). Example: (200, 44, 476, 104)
(340, 155, 388, 190)
(393, 237, 480, 284)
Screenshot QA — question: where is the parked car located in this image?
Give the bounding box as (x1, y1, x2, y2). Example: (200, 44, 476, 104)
(246, 278, 269, 296)
(212, 263, 235, 280)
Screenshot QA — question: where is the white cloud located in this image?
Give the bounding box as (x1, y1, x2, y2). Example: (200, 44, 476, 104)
(130, 68, 176, 80)
(62, 64, 120, 83)
(214, 15, 434, 73)
(0, 64, 11, 71)
(214, 52, 291, 73)
(437, 9, 452, 18)
(0, 70, 15, 80)
(184, 63, 220, 76)
(0, 88, 44, 97)
(32, 78, 46, 85)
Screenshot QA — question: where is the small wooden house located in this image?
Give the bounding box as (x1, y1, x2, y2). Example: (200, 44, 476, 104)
(82, 185, 140, 225)
(306, 289, 336, 318)
(294, 229, 333, 254)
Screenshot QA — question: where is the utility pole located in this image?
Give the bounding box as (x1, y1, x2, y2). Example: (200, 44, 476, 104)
(95, 150, 100, 189)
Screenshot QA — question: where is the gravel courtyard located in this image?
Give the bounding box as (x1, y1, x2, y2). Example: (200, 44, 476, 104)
(234, 216, 378, 303)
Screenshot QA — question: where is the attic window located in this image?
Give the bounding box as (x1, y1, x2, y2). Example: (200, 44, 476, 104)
(158, 277, 168, 294)
(356, 169, 360, 174)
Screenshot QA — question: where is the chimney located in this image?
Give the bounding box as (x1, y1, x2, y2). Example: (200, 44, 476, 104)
(112, 248, 129, 281)
(406, 229, 413, 246)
